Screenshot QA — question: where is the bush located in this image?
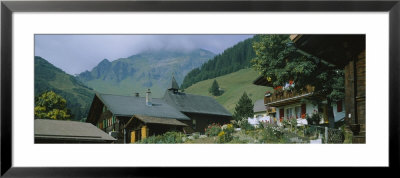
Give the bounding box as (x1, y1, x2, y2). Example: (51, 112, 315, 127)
(306, 111, 322, 125)
(192, 132, 200, 139)
(138, 131, 185, 144)
(205, 123, 222, 136)
(281, 119, 290, 128)
(238, 118, 255, 131)
(217, 131, 226, 143)
(217, 124, 234, 143)
(260, 125, 284, 143)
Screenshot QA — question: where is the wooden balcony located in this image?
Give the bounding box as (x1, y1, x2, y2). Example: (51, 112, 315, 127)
(264, 85, 315, 107)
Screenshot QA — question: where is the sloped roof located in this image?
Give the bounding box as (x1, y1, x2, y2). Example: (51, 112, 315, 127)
(254, 99, 266, 113)
(162, 91, 232, 117)
(135, 115, 188, 126)
(97, 93, 190, 120)
(34, 119, 116, 142)
(253, 75, 272, 87)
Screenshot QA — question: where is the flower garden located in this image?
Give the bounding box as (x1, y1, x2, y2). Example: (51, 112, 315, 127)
(136, 118, 350, 144)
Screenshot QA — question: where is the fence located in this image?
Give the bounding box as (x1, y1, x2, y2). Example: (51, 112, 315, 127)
(304, 125, 344, 143)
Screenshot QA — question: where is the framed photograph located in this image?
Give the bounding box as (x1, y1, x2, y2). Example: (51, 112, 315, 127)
(2, 0, 399, 177)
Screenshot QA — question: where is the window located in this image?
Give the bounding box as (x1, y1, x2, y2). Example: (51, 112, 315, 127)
(295, 106, 301, 118)
(192, 119, 196, 129)
(286, 108, 295, 119)
(279, 108, 284, 120)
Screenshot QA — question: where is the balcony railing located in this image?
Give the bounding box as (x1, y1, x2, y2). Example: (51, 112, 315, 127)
(264, 85, 315, 105)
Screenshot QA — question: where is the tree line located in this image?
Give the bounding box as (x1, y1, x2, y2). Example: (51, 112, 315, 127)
(181, 36, 260, 89)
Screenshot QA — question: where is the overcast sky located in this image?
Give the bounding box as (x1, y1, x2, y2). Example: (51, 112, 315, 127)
(34, 35, 254, 75)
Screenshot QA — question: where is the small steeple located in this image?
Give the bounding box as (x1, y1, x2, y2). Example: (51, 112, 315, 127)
(168, 76, 179, 93)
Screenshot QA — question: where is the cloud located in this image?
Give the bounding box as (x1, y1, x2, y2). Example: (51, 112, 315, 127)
(34, 34, 254, 74)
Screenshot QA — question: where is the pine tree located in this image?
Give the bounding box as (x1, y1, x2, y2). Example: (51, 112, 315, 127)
(208, 79, 221, 96)
(180, 85, 185, 92)
(233, 92, 254, 121)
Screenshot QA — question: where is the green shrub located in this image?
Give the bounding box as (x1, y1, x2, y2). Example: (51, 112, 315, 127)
(306, 111, 322, 125)
(217, 124, 234, 143)
(217, 131, 226, 143)
(238, 118, 255, 131)
(259, 125, 283, 143)
(138, 131, 184, 144)
(205, 123, 222, 136)
(192, 132, 200, 139)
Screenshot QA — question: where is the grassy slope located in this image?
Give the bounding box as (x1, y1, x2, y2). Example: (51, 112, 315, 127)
(185, 68, 273, 114)
(35, 56, 94, 121)
(47, 72, 91, 105)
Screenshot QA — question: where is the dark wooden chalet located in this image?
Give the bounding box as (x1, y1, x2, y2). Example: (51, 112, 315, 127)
(162, 77, 232, 133)
(86, 77, 232, 143)
(34, 119, 116, 143)
(86, 90, 190, 143)
(290, 34, 366, 143)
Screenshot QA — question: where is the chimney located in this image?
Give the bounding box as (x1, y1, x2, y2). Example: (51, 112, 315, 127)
(134, 92, 139, 97)
(146, 89, 152, 106)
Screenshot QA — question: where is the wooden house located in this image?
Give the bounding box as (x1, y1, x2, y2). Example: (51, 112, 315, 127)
(289, 34, 365, 143)
(162, 77, 232, 133)
(253, 78, 345, 125)
(34, 119, 116, 143)
(86, 77, 232, 143)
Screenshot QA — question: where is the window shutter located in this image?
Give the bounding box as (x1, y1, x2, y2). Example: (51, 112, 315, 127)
(301, 104, 306, 118)
(337, 100, 343, 112)
(279, 108, 284, 119)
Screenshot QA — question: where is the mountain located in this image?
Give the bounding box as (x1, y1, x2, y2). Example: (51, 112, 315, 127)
(34, 56, 95, 121)
(77, 49, 215, 97)
(184, 68, 273, 114)
(181, 35, 260, 89)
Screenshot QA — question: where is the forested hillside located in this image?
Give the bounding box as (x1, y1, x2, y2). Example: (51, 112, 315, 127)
(35, 56, 94, 121)
(181, 35, 260, 89)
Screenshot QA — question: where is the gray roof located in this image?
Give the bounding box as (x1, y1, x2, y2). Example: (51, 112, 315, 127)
(162, 91, 232, 117)
(135, 115, 188, 126)
(97, 93, 190, 120)
(254, 99, 266, 113)
(34, 119, 116, 142)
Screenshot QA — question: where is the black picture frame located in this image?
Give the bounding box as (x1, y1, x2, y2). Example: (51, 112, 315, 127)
(1, 0, 399, 177)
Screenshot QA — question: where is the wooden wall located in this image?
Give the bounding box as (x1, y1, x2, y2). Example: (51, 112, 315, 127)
(86, 95, 104, 125)
(181, 113, 231, 134)
(344, 50, 366, 143)
(355, 51, 366, 143)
